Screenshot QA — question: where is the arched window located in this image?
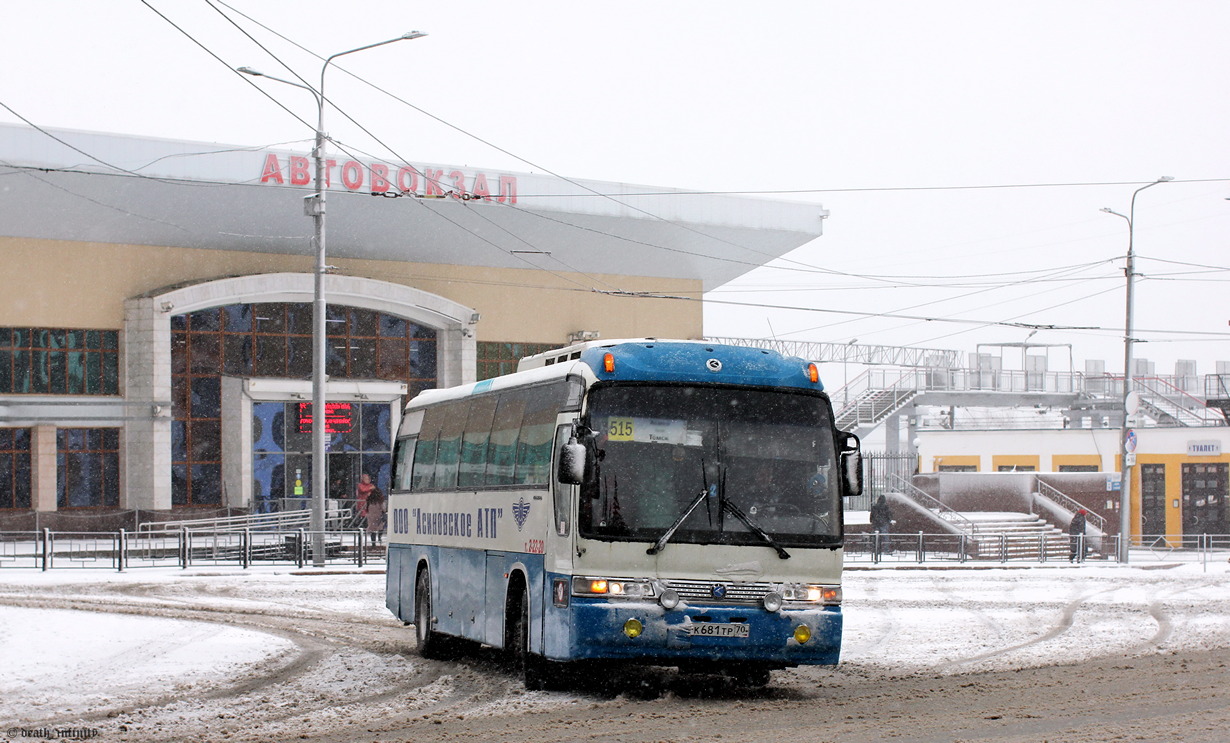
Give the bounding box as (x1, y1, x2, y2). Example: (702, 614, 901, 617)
(170, 303, 436, 507)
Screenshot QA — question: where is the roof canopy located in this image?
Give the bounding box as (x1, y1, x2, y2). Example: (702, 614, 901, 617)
(0, 124, 826, 291)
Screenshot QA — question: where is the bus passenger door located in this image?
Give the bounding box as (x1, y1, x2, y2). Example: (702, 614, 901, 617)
(540, 424, 578, 659)
(484, 549, 522, 649)
(549, 424, 578, 577)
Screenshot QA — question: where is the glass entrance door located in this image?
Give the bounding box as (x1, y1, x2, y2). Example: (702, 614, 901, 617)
(1182, 463, 1228, 545)
(252, 401, 395, 515)
(1139, 464, 1166, 540)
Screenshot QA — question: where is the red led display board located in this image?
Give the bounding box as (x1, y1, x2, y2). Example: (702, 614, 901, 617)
(297, 402, 354, 434)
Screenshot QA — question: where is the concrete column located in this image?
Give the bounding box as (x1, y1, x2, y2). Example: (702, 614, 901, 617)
(30, 424, 57, 512)
(885, 413, 902, 455)
(436, 325, 477, 387)
(906, 408, 919, 458)
(220, 376, 252, 509)
(122, 297, 174, 511)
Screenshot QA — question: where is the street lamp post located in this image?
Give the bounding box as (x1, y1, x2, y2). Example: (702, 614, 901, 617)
(240, 31, 426, 565)
(1100, 176, 1172, 563)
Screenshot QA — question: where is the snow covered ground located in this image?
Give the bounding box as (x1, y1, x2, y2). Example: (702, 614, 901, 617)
(0, 606, 294, 721)
(1, 560, 1228, 735)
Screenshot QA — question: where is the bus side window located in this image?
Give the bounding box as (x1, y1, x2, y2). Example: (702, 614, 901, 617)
(432, 399, 468, 491)
(487, 393, 525, 486)
(393, 436, 417, 491)
(516, 384, 565, 486)
(458, 395, 497, 488)
(411, 408, 444, 491)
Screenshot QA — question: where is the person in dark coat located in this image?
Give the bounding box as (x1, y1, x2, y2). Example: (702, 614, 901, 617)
(870, 495, 894, 556)
(1068, 508, 1088, 562)
(365, 487, 386, 545)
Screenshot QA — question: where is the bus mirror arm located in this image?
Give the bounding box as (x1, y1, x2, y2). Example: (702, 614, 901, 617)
(838, 431, 864, 497)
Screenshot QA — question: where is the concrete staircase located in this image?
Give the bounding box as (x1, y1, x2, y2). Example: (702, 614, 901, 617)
(965, 512, 1076, 561)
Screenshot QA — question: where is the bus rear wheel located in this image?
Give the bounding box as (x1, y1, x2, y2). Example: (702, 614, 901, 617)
(415, 569, 450, 660)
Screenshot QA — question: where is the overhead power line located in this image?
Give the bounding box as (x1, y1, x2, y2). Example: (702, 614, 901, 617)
(509, 177, 1230, 198)
(9, 2, 1224, 352)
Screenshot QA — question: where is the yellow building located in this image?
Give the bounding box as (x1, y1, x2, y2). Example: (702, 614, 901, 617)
(917, 428, 1230, 542)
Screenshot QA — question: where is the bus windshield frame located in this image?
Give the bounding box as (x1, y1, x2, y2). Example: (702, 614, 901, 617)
(578, 383, 843, 550)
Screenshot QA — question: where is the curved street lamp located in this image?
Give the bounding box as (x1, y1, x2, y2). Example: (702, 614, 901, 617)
(1100, 175, 1172, 563)
(240, 31, 426, 565)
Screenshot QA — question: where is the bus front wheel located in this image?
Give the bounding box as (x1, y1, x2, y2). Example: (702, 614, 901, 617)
(508, 587, 551, 690)
(731, 667, 772, 688)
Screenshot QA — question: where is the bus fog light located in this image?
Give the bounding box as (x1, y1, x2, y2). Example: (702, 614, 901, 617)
(623, 618, 643, 639)
(762, 592, 783, 612)
(659, 588, 680, 610)
(793, 625, 812, 644)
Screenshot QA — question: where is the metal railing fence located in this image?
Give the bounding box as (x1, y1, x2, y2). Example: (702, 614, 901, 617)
(844, 532, 1229, 571)
(2, 530, 1225, 571)
(849, 452, 915, 511)
(0, 528, 384, 571)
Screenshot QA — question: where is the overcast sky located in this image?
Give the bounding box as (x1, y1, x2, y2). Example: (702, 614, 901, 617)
(3, 1, 1228, 375)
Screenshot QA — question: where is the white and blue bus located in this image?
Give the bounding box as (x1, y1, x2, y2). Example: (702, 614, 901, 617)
(386, 339, 861, 689)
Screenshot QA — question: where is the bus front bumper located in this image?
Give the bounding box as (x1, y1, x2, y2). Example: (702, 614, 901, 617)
(549, 598, 842, 666)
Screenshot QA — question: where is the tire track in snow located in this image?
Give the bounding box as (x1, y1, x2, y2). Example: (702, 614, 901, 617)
(936, 583, 1192, 671)
(935, 589, 1108, 670)
(0, 588, 472, 738)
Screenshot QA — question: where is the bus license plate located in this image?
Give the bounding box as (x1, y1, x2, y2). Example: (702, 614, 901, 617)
(687, 622, 750, 638)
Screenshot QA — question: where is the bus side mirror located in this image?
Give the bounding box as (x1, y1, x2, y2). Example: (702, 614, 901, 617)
(558, 435, 587, 485)
(838, 431, 863, 497)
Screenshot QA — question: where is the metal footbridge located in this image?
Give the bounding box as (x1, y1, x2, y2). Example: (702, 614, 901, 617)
(707, 337, 1228, 438)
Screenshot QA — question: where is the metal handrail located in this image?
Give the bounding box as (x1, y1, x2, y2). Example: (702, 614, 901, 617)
(832, 368, 873, 426)
(1132, 376, 1226, 426)
(138, 507, 352, 534)
(888, 474, 979, 533)
(835, 369, 920, 430)
(1205, 374, 1230, 399)
(1036, 481, 1106, 534)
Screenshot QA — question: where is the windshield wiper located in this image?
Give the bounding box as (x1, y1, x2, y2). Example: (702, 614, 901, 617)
(721, 497, 791, 560)
(648, 459, 719, 556)
(646, 483, 715, 556)
(647, 462, 789, 560)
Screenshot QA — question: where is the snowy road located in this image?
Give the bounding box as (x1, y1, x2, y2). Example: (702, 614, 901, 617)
(1, 563, 1228, 742)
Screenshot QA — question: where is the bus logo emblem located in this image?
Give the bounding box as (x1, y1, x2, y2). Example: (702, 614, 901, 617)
(513, 497, 531, 531)
(710, 584, 727, 599)
(706, 358, 722, 373)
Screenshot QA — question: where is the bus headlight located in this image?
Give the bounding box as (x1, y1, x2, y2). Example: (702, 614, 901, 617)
(782, 584, 841, 605)
(572, 576, 657, 599)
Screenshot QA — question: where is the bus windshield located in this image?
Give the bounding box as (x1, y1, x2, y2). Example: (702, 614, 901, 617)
(580, 384, 842, 549)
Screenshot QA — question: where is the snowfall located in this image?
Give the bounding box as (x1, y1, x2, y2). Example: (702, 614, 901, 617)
(2, 556, 1229, 731)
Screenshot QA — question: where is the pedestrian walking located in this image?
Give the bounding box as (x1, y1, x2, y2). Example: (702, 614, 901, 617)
(870, 495, 894, 557)
(1069, 508, 1087, 562)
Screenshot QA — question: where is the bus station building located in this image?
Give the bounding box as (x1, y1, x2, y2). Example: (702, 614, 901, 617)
(0, 123, 827, 527)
